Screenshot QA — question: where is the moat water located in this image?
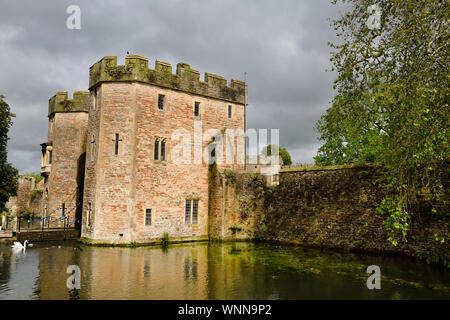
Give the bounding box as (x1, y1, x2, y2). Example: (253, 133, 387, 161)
(0, 241, 448, 300)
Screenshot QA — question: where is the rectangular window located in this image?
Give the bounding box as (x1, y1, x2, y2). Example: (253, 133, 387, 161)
(185, 200, 191, 224)
(228, 105, 232, 118)
(61, 203, 65, 218)
(194, 102, 200, 117)
(114, 133, 120, 155)
(161, 140, 166, 161)
(154, 140, 159, 160)
(158, 94, 165, 110)
(48, 151, 53, 164)
(145, 209, 152, 226)
(192, 200, 198, 224)
(87, 202, 92, 226)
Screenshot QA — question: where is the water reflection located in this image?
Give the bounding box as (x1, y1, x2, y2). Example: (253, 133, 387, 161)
(0, 245, 40, 299)
(0, 241, 448, 300)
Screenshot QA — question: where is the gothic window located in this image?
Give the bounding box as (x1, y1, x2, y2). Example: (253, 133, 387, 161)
(145, 209, 152, 226)
(158, 94, 165, 110)
(185, 200, 191, 224)
(228, 105, 232, 118)
(154, 138, 167, 161)
(194, 102, 200, 117)
(154, 139, 159, 160)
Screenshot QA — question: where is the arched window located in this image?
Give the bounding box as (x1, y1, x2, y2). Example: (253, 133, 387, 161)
(154, 139, 159, 160)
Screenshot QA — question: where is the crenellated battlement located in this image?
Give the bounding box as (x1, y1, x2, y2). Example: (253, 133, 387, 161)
(48, 91, 90, 117)
(89, 54, 246, 104)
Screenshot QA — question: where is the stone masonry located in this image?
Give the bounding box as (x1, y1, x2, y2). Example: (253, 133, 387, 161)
(208, 165, 449, 264)
(81, 54, 246, 244)
(40, 91, 89, 227)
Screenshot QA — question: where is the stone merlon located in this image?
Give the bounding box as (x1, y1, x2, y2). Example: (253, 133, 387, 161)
(48, 91, 90, 117)
(89, 54, 247, 105)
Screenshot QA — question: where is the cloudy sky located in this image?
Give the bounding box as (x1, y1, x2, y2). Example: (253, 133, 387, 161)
(0, 0, 344, 174)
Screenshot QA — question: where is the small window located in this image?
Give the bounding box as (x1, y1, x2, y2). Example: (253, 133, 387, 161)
(185, 200, 191, 224)
(87, 202, 92, 227)
(228, 105, 232, 118)
(192, 200, 198, 224)
(61, 203, 65, 218)
(90, 135, 95, 157)
(161, 140, 166, 161)
(158, 94, 165, 110)
(194, 102, 200, 117)
(154, 140, 159, 160)
(145, 209, 152, 226)
(48, 150, 53, 164)
(114, 133, 121, 155)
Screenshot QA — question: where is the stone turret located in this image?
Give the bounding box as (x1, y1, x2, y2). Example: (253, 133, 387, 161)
(48, 91, 90, 117)
(41, 91, 90, 228)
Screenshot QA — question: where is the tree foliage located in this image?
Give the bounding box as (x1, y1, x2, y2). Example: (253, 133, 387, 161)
(0, 95, 18, 212)
(261, 144, 293, 166)
(315, 0, 449, 245)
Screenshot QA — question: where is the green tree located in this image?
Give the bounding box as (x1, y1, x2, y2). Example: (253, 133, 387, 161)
(261, 144, 292, 166)
(0, 95, 18, 212)
(315, 1, 449, 245)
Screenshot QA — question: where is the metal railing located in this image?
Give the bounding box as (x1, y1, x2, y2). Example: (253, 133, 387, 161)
(1, 216, 79, 232)
(18, 216, 79, 232)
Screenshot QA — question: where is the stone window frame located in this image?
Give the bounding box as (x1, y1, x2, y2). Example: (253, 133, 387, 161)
(90, 134, 96, 163)
(48, 149, 53, 165)
(87, 202, 92, 227)
(193, 101, 201, 119)
(157, 94, 165, 111)
(113, 133, 122, 156)
(192, 199, 199, 224)
(185, 200, 191, 224)
(184, 198, 200, 225)
(154, 137, 168, 163)
(145, 208, 152, 226)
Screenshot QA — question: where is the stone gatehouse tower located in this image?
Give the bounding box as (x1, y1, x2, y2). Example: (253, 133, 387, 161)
(40, 91, 89, 227)
(40, 54, 246, 244)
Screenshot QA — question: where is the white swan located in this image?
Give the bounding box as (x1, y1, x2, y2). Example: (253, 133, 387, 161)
(11, 240, 28, 251)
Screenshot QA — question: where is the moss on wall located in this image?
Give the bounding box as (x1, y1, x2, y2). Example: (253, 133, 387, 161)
(210, 166, 449, 266)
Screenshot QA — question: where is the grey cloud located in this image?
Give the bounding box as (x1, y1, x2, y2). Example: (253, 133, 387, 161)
(0, 0, 343, 173)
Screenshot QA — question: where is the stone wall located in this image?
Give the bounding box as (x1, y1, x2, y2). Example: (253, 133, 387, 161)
(42, 92, 89, 227)
(209, 165, 449, 264)
(82, 67, 246, 244)
(17, 229, 80, 242)
(5, 176, 43, 217)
